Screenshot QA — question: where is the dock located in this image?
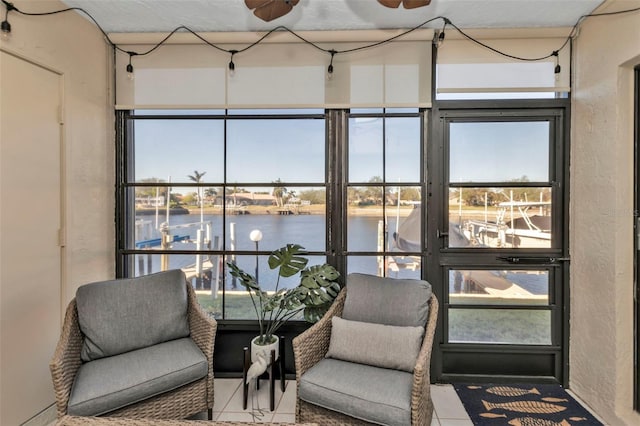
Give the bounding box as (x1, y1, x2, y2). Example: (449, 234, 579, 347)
(274, 200, 311, 215)
(182, 258, 216, 282)
(227, 206, 249, 215)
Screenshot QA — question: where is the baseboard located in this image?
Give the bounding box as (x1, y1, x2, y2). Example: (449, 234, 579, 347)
(22, 404, 56, 426)
(565, 389, 607, 424)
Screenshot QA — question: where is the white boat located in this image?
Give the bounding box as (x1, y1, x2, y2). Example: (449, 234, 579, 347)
(461, 201, 551, 248)
(392, 200, 551, 251)
(393, 205, 422, 252)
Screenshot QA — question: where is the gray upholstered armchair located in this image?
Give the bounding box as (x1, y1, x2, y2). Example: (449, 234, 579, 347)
(293, 273, 438, 426)
(50, 270, 217, 420)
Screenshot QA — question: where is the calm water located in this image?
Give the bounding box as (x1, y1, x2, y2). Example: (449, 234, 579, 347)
(133, 213, 415, 290)
(133, 212, 546, 293)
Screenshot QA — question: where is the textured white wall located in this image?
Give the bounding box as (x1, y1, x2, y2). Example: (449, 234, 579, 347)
(571, 1, 640, 424)
(0, 0, 116, 300)
(0, 0, 113, 422)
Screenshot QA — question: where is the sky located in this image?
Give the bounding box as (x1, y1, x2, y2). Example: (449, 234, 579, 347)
(133, 112, 422, 188)
(133, 112, 550, 192)
(449, 121, 549, 183)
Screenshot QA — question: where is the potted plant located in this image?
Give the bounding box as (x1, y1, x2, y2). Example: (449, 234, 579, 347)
(227, 243, 341, 361)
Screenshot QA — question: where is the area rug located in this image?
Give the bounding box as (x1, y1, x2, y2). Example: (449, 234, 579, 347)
(454, 383, 603, 426)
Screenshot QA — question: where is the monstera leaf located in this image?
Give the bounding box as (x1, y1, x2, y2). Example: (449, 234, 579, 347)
(297, 264, 341, 313)
(226, 242, 340, 343)
(300, 264, 340, 290)
(268, 244, 309, 277)
(227, 262, 260, 291)
(303, 301, 337, 323)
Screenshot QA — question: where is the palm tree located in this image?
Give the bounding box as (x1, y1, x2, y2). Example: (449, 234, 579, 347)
(272, 178, 287, 207)
(187, 170, 207, 187)
(187, 170, 206, 227)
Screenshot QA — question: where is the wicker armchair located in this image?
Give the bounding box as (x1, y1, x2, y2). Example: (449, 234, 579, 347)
(56, 416, 318, 426)
(50, 273, 217, 420)
(293, 275, 438, 426)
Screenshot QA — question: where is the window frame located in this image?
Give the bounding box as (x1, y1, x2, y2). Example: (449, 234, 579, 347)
(115, 99, 570, 384)
(429, 99, 570, 384)
(115, 109, 331, 321)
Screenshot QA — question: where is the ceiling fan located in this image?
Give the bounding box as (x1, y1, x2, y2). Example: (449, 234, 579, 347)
(378, 0, 432, 8)
(245, 0, 432, 23)
(244, 0, 300, 22)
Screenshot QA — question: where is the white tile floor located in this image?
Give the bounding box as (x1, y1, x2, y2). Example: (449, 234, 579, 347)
(207, 378, 473, 425)
(45, 379, 471, 425)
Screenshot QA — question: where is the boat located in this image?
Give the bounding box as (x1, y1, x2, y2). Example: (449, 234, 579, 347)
(461, 201, 551, 248)
(392, 201, 551, 250)
(393, 205, 422, 252)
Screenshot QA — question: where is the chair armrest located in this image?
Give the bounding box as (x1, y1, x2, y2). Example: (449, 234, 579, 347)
(50, 300, 84, 418)
(186, 284, 217, 404)
(411, 294, 439, 425)
(293, 288, 346, 379)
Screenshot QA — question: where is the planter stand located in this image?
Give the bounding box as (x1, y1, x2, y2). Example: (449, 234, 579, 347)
(242, 335, 286, 411)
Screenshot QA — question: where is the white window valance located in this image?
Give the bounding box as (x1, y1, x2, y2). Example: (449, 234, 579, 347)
(114, 31, 433, 110)
(436, 37, 571, 95)
(114, 29, 571, 108)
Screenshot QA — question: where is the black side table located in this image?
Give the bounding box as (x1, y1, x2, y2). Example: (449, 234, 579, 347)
(242, 335, 286, 411)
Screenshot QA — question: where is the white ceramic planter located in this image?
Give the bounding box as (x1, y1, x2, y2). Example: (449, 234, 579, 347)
(251, 335, 279, 363)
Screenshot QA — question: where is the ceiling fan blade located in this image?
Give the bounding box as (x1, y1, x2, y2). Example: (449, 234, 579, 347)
(250, 0, 299, 22)
(245, 0, 270, 9)
(378, 0, 431, 8)
(402, 0, 431, 8)
(378, 0, 403, 8)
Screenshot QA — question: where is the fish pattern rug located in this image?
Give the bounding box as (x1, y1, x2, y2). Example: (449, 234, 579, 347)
(453, 384, 603, 426)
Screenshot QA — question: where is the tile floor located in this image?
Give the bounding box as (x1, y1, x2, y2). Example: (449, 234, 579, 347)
(206, 378, 473, 425)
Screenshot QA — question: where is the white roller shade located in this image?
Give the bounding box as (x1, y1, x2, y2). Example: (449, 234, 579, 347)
(115, 31, 433, 109)
(436, 37, 570, 94)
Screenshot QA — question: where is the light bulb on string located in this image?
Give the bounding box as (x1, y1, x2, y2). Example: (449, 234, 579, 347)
(228, 50, 237, 77)
(0, 19, 10, 40)
(327, 50, 336, 81)
(436, 18, 449, 49)
(1, 1, 13, 41)
(552, 51, 561, 83)
(126, 51, 136, 81)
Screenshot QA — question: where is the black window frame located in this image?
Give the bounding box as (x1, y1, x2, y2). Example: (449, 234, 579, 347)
(429, 100, 571, 384)
(115, 100, 570, 383)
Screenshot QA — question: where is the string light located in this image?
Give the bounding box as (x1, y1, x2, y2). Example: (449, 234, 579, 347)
(126, 52, 136, 80)
(436, 17, 450, 48)
(2, 0, 639, 83)
(327, 50, 336, 80)
(228, 50, 237, 77)
(1, 0, 13, 40)
(552, 51, 561, 82)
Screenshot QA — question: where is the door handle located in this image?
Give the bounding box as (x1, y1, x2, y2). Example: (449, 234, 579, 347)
(497, 256, 570, 264)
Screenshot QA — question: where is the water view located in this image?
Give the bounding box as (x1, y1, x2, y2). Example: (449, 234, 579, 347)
(133, 208, 551, 344)
(132, 210, 418, 291)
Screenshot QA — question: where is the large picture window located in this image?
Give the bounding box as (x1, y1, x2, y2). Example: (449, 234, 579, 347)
(117, 108, 425, 319)
(117, 109, 329, 320)
(116, 102, 569, 383)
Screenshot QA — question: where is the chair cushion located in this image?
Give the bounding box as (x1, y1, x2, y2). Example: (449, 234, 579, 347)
(299, 358, 413, 426)
(343, 273, 432, 327)
(68, 337, 208, 417)
(76, 269, 190, 361)
(326, 316, 423, 372)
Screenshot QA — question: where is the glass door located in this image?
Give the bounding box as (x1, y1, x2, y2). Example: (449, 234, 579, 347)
(431, 104, 570, 383)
